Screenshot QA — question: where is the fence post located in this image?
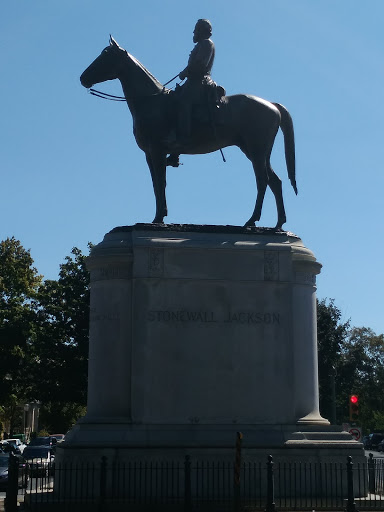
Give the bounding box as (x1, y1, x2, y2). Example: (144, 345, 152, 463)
(368, 453, 375, 495)
(184, 455, 192, 512)
(346, 456, 359, 512)
(265, 455, 276, 512)
(99, 455, 107, 512)
(234, 431, 243, 512)
(5, 453, 19, 512)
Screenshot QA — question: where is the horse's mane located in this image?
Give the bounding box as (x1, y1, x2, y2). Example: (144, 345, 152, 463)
(127, 53, 163, 87)
(123, 49, 165, 93)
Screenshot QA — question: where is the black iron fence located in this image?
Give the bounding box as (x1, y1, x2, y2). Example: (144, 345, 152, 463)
(4, 453, 384, 511)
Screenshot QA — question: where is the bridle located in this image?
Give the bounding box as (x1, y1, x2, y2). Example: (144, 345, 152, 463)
(88, 73, 181, 102)
(86, 37, 181, 102)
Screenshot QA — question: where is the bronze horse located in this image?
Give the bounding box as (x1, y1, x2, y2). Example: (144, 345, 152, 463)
(80, 37, 297, 228)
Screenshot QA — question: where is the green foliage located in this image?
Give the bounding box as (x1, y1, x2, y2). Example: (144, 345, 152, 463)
(39, 402, 86, 434)
(371, 411, 384, 432)
(317, 299, 384, 430)
(0, 238, 42, 432)
(31, 247, 90, 407)
(0, 237, 42, 302)
(338, 327, 384, 430)
(37, 428, 50, 437)
(317, 299, 350, 422)
(0, 238, 90, 436)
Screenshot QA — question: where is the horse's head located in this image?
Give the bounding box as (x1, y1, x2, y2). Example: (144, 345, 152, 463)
(80, 36, 124, 88)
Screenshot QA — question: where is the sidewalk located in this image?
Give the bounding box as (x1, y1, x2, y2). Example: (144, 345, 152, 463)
(0, 495, 26, 511)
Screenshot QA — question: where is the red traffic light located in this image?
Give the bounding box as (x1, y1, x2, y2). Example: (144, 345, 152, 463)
(350, 395, 358, 404)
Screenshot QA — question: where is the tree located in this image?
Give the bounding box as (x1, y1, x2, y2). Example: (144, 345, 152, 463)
(0, 240, 90, 434)
(31, 247, 90, 432)
(317, 298, 384, 429)
(38, 402, 86, 434)
(317, 298, 350, 422)
(0, 237, 42, 433)
(337, 327, 384, 430)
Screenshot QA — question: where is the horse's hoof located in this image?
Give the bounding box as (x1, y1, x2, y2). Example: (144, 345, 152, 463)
(275, 220, 286, 230)
(243, 220, 255, 228)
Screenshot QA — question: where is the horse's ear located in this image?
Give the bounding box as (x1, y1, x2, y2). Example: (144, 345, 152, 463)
(110, 35, 119, 48)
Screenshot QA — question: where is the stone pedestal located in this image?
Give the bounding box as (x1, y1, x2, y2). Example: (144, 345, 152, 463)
(60, 224, 364, 463)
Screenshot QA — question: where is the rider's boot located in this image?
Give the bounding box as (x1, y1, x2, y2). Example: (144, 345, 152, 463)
(166, 154, 180, 167)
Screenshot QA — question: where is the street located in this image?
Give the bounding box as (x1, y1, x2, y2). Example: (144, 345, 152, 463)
(0, 475, 53, 499)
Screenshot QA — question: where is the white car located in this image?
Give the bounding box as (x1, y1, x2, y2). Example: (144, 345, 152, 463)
(5, 439, 27, 454)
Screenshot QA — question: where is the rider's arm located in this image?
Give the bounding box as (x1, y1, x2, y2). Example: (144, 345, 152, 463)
(179, 40, 214, 79)
(179, 67, 188, 80)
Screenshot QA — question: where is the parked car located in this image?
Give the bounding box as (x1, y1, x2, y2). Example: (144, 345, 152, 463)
(5, 438, 27, 454)
(50, 434, 65, 443)
(1, 441, 22, 455)
(377, 439, 384, 452)
(22, 446, 55, 476)
(28, 436, 57, 447)
(365, 433, 384, 451)
(0, 454, 29, 489)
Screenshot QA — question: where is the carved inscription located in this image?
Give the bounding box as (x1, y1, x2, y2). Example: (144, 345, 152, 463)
(99, 266, 120, 279)
(295, 271, 316, 285)
(91, 264, 132, 281)
(147, 310, 280, 325)
(264, 251, 279, 281)
(149, 248, 164, 277)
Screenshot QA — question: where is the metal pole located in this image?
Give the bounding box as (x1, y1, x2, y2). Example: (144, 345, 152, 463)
(184, 455, 192, 512)
(368, 453, 375, 495)
(265, 455, 276, 512)
(99, 456, 107, 512)
(330, 366, 337, 424)
(234, 432, 243, 512)
(346, 456, 359, 512)
(5, 453, 19, 512)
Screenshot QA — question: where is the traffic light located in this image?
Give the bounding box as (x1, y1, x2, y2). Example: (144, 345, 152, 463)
(349, 395, 359, 421)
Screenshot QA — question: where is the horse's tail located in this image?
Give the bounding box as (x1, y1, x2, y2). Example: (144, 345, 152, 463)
(273, 103, 297, 195)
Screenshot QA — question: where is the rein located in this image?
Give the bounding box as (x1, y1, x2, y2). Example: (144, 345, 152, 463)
(89, 74, 180, 102)
(89, 89, 126, 101)
(89, 87, 170, 102)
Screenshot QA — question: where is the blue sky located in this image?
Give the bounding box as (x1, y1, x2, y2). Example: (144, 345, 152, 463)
(1, 1, 383, 334)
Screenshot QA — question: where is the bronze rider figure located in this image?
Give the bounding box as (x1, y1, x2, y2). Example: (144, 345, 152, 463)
(167, 19, 215, 168)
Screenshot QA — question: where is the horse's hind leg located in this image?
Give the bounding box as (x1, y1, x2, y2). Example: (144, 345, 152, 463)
(267, 164, 286, 229)
(244, 154, 268, 227)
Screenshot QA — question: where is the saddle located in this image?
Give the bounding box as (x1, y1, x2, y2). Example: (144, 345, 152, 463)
(169, 78, 226, 132)
(165, 80, 226, 167)
(202, 77, 226, 105)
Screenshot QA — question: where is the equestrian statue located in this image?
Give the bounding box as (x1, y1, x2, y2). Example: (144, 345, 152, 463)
(80, 19, 297, 228)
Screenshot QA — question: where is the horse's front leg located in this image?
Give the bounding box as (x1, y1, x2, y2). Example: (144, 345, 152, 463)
(146, 150, 168, 223)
